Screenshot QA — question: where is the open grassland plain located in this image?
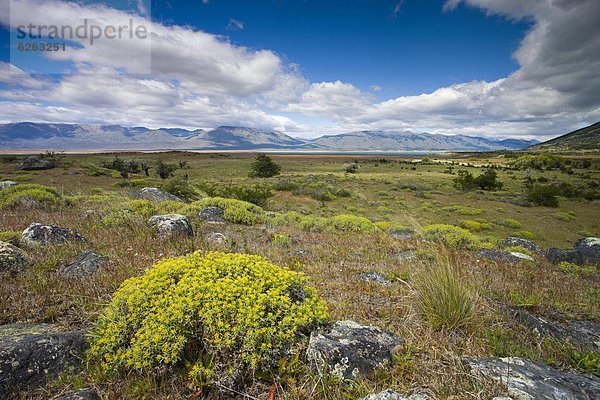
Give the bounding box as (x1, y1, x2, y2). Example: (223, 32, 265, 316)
(0, 151, 599, 399)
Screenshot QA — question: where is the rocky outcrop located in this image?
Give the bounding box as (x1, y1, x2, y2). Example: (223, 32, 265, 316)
(389, 229, 416, 240)
(0, 181, 16, 189)
(133, 187, 182, 202)
(0, 241, 29, 275)
(0, 324, 87, 397)
(359, 272, 392, 287)
(58, 251, 108, 277)
(148, 214, 193, 238)
(16, 156, 55, 171)
(307, 320, 403, 380)
(467, 357, 600, 400)
(477, 249, 533, 263)
(505, 307, 600, 354)
(21, 223, 86, 246)
(55, 389, 100, 400)
(547, 237, 599, 265)
(502, 237, 544, 255)
(199, 206, 226, 224)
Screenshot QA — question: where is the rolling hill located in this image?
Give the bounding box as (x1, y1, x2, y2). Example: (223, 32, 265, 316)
(528, 122, 600, 151)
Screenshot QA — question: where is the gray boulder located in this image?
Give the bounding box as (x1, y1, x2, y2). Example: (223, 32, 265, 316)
(306, 320, 403, 380)
(199, 206, 226, 224)
(0, 181, 16, 189)
(547, 247, 583, 265)
(506, 307, 600, 354)
(477, 249, 533, 264)
(21, 223, 86, 246)
(0, 324, 87, 397)
(0, 241, 29, 275)
(206, 232, 227, 245)
(502, 237, 544, 255)
(58, 251, 108, 277)
(55, 389, 100, 400)
(359, 272, 392, 287)
(148, 214, 193, 238)
(389, 229, 416, 240)
(467, 357, 600, 400)
(16, 156, 55, 171)
(133, 187, 182, 202)
(574, 237, 600, 265)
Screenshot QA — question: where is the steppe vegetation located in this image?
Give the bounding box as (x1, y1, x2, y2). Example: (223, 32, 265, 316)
(1, 151, 599, 399)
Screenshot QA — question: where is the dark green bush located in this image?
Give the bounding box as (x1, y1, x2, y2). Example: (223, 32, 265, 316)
(198, 182, 273, 207)
(250, 154, 281, 178)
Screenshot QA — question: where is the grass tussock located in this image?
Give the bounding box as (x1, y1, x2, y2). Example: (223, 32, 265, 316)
(416, 255, 478, 331)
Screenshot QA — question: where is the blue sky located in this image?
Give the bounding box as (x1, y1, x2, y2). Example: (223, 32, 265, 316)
(0, 0, 599, 139)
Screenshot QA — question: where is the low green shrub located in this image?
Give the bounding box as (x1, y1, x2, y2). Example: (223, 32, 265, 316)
(272, 233, 292, 247)
(160, 177, 201, 201)
(502, 218, 522, 229)
(459, 220, 491, 232)
(198, 182, 273, 206)
(421, 224, 481, 250)
(515, 230, 535, 240)
(553, 211, 576, 222)
(442, 205, 485, 216)
(0, 230, 21, 245)
(0, 184, 65, 210)
(88, 252, 328, 387)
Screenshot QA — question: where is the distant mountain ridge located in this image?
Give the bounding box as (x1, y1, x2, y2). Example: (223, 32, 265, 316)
(0, 122, 537, 152)
(527, 122, 600, 151)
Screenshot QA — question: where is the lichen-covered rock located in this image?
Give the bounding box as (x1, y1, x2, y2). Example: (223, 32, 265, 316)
(16, 156, 55, 171)
(467, 357, 600, 400)
(206, 232, 227, 245)
(199, 206, 226, 224)
(306, 320, 403, 380)
(148, 214, 193, 238)
(0, 181, 16, 189)
(59, 251, 108, 277)
(362, 389, 431, 400)
(55, 389, 100, 400)
(0, 324, 87, 397)
(547, 247, 583, 265)
(133, 187, 182, 202)
(502, 237, 544, 255)
(21, 223, 86, 246)
(0, 240, 29, 275)
(389, 229, 416, 240)
(396, 250, 416, 261)
(359, 272, 392, 287)
(477, 249, 533, 263)
(506, 307, 600, 354)
(574, 237, 600, 265)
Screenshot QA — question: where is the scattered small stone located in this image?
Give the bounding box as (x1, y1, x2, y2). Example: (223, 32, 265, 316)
(265, 212, 276, 218)
(306, 320, 404, 380)
(199, 206, 226, 224)
(389, 229, 416, 240)
(58, 251, 108, 277)
(148, 214, 193, 238)
(16, 156, 55, 170)
(396, 250, 416, 261)
(0, 240, 29, 275)
(502, 237, 544, 255)
(0, 324, 87, 397)
(505, 307, 600, 354)
(55, 389, 100, 400)
(21, 223, 86, 246)
(83, 209, 95, 218)
(359, 271, 392, 287)
(290, 249, 309, 257)
(467, 357, 600, 400)
(133, 187, 182, 202)
(206, 232, 228, 245)
(477, 249, 532, 264)
(0, 181, 17, 189)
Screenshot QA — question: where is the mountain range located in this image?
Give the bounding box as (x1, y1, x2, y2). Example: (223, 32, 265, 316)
(527, 122, 600, 151)
(0, 122, 540, 152)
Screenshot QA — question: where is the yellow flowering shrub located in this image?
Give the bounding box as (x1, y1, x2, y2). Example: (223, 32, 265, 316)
(0, 184, 65, 210)
(182, 197, 267, 225)
(89, 251, 329, 387)
(421, 224, 482, 249)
